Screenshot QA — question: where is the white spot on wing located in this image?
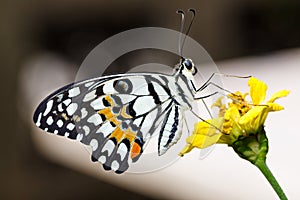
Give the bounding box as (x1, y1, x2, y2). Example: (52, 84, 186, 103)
(46, 116, 54, 125)
(66, 103, 78, 116)
(87, 114, 102, 126)
(63, 99, 71, 106)
(57, 94, 63, 102)
(83, 90, 96, 102)
(82, 125, 90, 136)
(43, 100, 53, 116)
(111, 160, 120, 171)
(90, 98, 104, 110)
(68, 87, 80, 98)
(90, 139, 98, 151)
(117, 143, 128, 160)
(99, 155, 106, 163)
(103, 81, 115, 94)
(57, 119, 63, 128)
(76, 133, 83, 141)
(80, 108, 88, 118)
(36, 113, 42, 127)
(101, 140, 115, 156)
(54, 130, 58, 134)
(66, 123, 75, 130)
(57, 103, 63, 112)
(65, 132, 70, 137)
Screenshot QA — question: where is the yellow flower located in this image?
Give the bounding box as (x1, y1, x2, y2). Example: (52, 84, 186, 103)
(238, 77, 289, 134)
(179, 77, 289, 156)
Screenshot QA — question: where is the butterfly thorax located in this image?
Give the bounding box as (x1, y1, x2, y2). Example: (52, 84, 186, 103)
(172, 58, 198, 106)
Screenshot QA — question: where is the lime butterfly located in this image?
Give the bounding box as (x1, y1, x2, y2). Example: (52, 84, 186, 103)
(33, 9, 216, 173)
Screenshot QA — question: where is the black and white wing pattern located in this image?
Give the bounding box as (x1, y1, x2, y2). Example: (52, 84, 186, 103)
(33, 73, 193, 173)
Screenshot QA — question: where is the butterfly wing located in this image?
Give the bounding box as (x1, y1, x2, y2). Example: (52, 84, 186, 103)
(33, 73, 177, 173)
(158, 104, 184, 156)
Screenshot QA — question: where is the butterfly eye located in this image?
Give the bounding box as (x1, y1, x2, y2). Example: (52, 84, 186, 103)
(183, 59, 193, 70)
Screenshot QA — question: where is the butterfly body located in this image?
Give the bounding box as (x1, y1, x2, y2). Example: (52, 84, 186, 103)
(34, 58, 199, 173)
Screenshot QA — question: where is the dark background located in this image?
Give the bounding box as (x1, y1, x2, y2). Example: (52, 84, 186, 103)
(1, 0, 300, 199)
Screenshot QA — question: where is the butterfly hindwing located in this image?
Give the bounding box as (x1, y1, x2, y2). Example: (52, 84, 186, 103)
(79, 75, 176, 173)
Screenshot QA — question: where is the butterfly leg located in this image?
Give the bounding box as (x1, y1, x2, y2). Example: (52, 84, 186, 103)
(196, 72, 251, 93)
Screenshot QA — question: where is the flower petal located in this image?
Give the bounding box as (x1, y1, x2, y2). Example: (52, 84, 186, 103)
(187, 133, 222, 149)
(179, 144, 194, 156)
(248, 77, 267, 104)
(179, 118, 223, 156)
(222, 106, 240, 134)
(239, 106, 268, 134)
(179, 133, 222, 156)
(266, 103, 284, 112)
(267, 90, 290, 103)
(193, 118, 223, 136)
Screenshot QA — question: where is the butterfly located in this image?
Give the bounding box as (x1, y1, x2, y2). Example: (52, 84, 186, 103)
(33, 9, 213, 174)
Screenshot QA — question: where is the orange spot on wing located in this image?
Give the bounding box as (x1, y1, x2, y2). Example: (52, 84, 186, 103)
(130, 142, 142, 160)
(109, 127, 124, 143)
(110, 126, 137, 144)
(110, 117, 121, 126)
(98, 108, 113, 120)
(104, 95, 115, 106)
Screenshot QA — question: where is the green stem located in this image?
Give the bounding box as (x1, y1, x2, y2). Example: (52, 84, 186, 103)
(255, 160, 288, 200)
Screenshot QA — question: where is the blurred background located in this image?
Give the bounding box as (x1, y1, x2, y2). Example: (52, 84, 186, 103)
(1, 0, 300, 199)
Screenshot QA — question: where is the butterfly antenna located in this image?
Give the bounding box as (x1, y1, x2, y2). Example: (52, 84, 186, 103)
(176, 9, 185, 58)
(181, 8, 196, 56)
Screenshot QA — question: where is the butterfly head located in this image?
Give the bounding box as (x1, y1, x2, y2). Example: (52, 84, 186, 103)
(176, 58, 197, 78)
